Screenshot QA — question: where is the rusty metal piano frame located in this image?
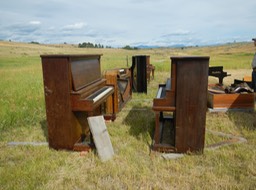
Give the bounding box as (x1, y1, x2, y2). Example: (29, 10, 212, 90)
(41, 54, 115, 151)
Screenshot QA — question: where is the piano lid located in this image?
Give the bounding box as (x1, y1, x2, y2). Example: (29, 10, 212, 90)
(40, 54, 103, 58)
(170, 56, 210, 61)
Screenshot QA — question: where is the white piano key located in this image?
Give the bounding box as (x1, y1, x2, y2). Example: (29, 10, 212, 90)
(93, 86, 114, 103)
(156, 87, 163, 98)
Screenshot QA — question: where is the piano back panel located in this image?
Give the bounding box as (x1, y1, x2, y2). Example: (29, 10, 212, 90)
(132, 55, 148, 93)
(71, 56, 101, 91)
(41, 56, 82, 150)
(173, 56, 209, 153)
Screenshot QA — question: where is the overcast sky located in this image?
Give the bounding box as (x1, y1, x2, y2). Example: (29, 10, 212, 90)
(1, 0, 255, 47)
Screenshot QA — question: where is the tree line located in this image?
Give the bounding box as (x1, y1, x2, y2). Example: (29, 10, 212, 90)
(26, 40, 137, 49)
(78, 42, 138, 49)
(78, 42, 112, 48)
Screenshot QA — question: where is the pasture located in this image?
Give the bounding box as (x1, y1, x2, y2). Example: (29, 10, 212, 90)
(0, 41, 255, 189)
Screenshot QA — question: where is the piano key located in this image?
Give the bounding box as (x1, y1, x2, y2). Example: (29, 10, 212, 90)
(92, 86, 114, 103)
(157, 87, 163, 98)
(119, 69, 125, 73)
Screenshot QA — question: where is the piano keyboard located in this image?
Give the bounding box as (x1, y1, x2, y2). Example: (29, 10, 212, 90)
(156, 87, 163, 98)
(87, 86, 114, 103)
(119, 69, 125, 73)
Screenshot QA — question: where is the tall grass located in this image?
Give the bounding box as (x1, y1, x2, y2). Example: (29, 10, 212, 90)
(0, 41, 256, 189)
(0, 56, 43, 133)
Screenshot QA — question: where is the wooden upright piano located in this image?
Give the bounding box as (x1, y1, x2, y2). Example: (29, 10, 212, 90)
(103, 68, 132, 115)
(152, 56, 209, 153)
(131, 55, 148, 93)
(41, 54, 115, 150)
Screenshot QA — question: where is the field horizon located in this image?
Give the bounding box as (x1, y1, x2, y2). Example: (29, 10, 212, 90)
(0, 41, 255, 189)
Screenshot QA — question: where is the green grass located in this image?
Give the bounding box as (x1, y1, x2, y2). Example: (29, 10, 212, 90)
(0, 41, 256, 189)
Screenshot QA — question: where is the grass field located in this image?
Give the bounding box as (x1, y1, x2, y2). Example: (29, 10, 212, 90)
(0, 41, 256, 189)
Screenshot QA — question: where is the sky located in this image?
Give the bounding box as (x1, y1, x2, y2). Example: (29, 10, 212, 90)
(1, 0, 256, 47)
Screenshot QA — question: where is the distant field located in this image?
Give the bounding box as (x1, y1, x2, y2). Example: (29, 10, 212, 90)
(0, 41, 255, 189)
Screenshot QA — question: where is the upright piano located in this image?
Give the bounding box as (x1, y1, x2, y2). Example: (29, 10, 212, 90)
(131, 55, 149, 93)
(152, 56, 209, 153)
(103, 68, 132, 115)
(41, 54, 115, 150)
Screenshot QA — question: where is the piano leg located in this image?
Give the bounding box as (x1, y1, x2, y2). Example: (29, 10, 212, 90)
(103, 93, 116, 121)
(88, 111, 95, 147)
(153, 111, 160, 146)
(111, 93, 116, 121)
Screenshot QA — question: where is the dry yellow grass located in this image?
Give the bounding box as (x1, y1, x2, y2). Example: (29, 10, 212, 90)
(0, 41, 256, 190)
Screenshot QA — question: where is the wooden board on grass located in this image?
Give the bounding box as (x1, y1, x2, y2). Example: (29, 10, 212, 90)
(87, 115, 114, 162)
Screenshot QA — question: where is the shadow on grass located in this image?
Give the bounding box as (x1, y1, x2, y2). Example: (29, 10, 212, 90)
(40, 120, 49, 142)
(227, 110, 256, 133)
(123, 105, 155, 145)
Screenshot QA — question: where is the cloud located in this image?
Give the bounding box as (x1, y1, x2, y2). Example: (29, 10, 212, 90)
(0, 20, 43, 42)
(63, 22, 87, 30)
(1, 0, 256, 46)
(29, 21, 41, 25)
(6, 22, 41, 35)
(160, 30, 192, 38)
